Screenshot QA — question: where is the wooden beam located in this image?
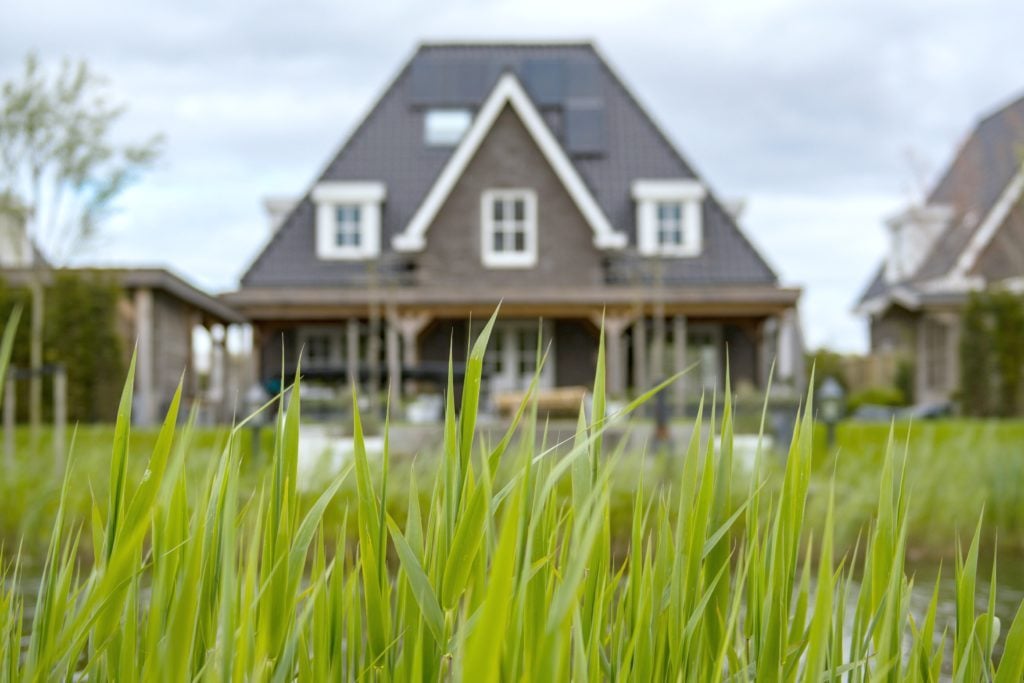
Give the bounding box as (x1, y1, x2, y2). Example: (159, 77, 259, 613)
(346, 318, 360, 389)
(632, 316, 647, 394)
(386, 322, 401, 404)
(673, 315, 688, 412)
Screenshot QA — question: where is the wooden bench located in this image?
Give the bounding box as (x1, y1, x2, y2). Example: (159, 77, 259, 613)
(493, 386, 590, 417)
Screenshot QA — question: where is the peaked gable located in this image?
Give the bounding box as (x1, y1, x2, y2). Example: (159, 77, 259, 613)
(394, 72, 625, 252)
(913, 94, 1024, 283)
(242, 42, 779, 288)
(413, 103, 606, 288)
(858, 92, 1024, 308)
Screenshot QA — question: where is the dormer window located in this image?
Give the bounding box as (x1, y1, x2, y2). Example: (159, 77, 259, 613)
(311, 181, 386, 260)
(632, 179, 706, 257)
(424, 109, 472, 146)
(481, 189, 537, 268)
(334, 205, 362, 248)
(656, 202, 685, 249)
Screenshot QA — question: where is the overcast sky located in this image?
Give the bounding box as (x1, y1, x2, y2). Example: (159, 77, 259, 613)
(3, 0, 1023, 352)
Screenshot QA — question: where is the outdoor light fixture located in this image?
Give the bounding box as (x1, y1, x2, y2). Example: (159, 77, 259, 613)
(818, 376, 846, 447)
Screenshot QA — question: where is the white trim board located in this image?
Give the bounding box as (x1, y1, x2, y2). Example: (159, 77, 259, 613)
(951, 167, 1024, 279)
(392, 72, 627, 252)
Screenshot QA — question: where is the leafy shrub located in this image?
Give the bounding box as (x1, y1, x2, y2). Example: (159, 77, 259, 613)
(0, 270, 124, 422)
(846, 385, 906, 414)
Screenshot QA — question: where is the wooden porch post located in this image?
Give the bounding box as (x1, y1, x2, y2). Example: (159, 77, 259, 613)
(346, 318, 360, 389)
(249, 324, 264, 393)
(386, 321, 401, 408)
(632, 316, 648, 394)
(210, 324, 227, 423)
(390, 312, 431, 395)
(651, 313, 666, 381)
(188, 311, 203, 400)
(759, 316, 778, 391)
(672, 315, 688, 412)
(594, 313, 633, 398)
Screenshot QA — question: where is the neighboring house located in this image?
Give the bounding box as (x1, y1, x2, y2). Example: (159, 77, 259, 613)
(226, 41, 803, 409)
(856, 93, 1024, 406)
(1, 264, 245, 424)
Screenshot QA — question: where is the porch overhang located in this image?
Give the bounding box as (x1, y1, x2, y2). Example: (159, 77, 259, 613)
(222, 285, 801, 321)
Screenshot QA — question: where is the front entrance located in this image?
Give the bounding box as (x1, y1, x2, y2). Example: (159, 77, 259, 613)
(485, 320, 555, 393)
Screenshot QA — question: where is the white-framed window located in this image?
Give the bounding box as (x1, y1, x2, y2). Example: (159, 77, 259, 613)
(424, 108, 472, 146)
(632, 179, 706, 257)
(334, 205, 362, 248)
(486, 320, 554, 393)
(311, 181, 386, 260)
(481, 189, 537, 268)
(298, 326, 344, 370)
(656, 202, 685, 249)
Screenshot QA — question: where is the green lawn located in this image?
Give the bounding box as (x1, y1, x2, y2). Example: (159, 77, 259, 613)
(4, 418, 1024, 567)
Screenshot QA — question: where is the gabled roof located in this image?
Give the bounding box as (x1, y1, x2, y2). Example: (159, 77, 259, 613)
(242, 41, 777, 288)
(0, 266, 243, 323)
(394, 72, 625, 251)
(857, 92, 1024, 310)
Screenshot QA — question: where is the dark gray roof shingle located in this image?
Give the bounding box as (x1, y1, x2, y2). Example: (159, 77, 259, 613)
(242, 42, 777, 288)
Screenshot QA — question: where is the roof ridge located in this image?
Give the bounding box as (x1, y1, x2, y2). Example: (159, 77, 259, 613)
(417, 40, 595, 49)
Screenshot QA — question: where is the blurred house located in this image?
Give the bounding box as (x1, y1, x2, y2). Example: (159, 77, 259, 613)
(856, 93, 1024, 405)
(0, 211, 244, 423)
(226, 41, 804, 410)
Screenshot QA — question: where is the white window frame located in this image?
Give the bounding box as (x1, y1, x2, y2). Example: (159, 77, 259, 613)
(311, 181, 386, 260)
(487, 320, 555, 393)
(297, 325, 344, 370)
(480, 188, 538, 268)
(632, 179, 706, 257)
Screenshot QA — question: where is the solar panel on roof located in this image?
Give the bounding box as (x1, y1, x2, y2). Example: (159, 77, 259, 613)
(565, 100, 605, 155)
(409, 57, 445, 105)
(522, 58, 566, 106)
(566, 59, 601, 99)
(448, 61, 493, 102)
(412, 56, 503, 105)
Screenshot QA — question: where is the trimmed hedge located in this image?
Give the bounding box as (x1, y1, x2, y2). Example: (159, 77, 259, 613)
(0, 270, 125, 422)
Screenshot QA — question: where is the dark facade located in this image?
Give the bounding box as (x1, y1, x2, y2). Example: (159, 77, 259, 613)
(227, 42, 804, 411)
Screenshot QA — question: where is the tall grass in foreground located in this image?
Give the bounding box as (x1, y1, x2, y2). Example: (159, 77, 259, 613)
(2, 310, 1024, 681)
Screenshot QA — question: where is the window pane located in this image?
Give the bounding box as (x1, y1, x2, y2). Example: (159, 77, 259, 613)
(493, 199, 504, 221)
(513, 199, 525, 221)
(514, 230, 525, 252)
(657, 202, 681, 225)
(424, 108, 472, 146)
(493, 231, 504, 252)
(518, 329, 537, 375)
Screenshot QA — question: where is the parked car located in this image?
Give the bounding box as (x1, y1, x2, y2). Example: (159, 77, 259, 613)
(849, 404, 899, 422)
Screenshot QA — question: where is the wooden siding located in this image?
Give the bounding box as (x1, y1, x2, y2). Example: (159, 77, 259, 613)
(414, 104, 605, 289)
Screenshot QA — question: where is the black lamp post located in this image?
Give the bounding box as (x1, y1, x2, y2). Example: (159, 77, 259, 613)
(818, 376, 845, 447)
